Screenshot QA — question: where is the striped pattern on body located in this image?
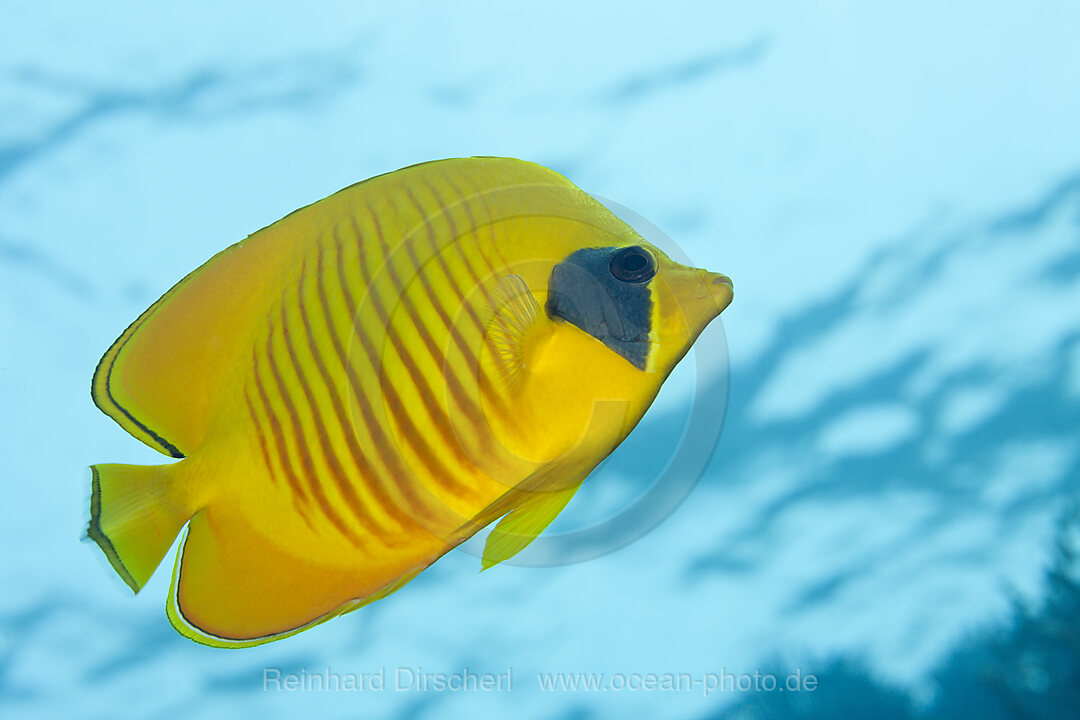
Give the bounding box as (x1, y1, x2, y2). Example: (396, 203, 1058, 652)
(238, 170, 544, 554)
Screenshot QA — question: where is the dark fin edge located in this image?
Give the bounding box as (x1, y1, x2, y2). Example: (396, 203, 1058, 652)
(165, 527, 428, 649)
(90, 277, 190, 460)
(86, 466, 141, 594)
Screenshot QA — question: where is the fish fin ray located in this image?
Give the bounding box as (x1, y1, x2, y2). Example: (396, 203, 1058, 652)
(485, 274, 544, 391)
(480, 481, 582, 571)
(87, 462, 193, 592)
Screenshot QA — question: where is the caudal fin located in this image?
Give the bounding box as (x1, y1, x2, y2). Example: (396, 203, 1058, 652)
(88, 463, 192, 593)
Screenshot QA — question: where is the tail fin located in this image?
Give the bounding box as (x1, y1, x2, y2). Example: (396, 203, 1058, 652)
(88, 462, 192, 593)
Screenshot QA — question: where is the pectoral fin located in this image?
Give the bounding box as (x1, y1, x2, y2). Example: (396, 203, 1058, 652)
(485, 274, 545, 391)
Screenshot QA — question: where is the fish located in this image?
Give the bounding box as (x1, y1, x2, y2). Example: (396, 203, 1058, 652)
(87, 157, 733, 647)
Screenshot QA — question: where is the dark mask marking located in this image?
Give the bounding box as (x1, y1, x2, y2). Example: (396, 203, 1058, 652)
(545, 246, 655, 370)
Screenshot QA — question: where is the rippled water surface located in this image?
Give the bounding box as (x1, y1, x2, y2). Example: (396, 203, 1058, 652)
(2, 3, 1079, 719)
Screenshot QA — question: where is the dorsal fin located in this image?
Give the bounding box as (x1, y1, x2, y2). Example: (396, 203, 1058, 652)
(92, 234, 290, 457)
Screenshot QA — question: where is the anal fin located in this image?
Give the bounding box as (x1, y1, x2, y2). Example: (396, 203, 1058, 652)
(166, 504, 445, 648)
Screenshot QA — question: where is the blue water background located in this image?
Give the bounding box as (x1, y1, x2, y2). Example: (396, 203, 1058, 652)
(2, 3, 1079, 718)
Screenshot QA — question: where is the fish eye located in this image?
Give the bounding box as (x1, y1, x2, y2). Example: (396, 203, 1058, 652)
(609, 246, 656, 284)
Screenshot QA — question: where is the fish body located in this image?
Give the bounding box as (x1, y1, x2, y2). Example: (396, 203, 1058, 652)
(88, 157, 732, 646)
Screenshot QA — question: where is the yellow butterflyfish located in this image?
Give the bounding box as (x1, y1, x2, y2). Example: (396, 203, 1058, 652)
(87, 157, 733, 647)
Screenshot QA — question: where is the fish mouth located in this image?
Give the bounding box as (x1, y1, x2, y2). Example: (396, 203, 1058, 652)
(670, 268, 733, 342)
(705, 271, 734, 314)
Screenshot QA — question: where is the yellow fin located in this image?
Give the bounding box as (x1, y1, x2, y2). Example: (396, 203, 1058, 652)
(486, 274, 544, 391)
(165, 503, 444, 648)
(346, 567, 424, 610)
(91, 236, 287, 457)
(481, 482, 582, 571)
(87, 462, 193, 592)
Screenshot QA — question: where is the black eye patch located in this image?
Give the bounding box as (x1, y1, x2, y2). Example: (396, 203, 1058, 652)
(545, 246, 653, 370)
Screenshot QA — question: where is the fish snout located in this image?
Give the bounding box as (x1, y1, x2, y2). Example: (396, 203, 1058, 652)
(665, 266, 733, 341)
(705, 271, 733, 314)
